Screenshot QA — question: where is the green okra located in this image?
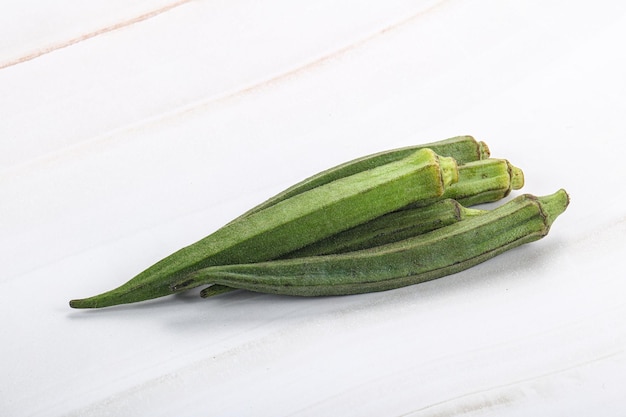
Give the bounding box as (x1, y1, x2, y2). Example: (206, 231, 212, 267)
(173, 190, 569, 298)
(200, 199, 484, 299)
(202, 157, 523, 298)
(69, 148, 458, 308)
(283, 199, 485, 258)
(200, 157, 524, 298)
(237, 159, 520, 260)
(232, 135, 489, 222)
(290, 157, 524, 259)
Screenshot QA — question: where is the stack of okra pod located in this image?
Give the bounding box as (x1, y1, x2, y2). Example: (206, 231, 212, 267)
(70, 136, 568, 308)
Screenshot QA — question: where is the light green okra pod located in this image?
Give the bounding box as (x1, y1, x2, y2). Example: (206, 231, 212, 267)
(232, 135, 489, 222)
(70, 148, 458, 308)
(174, 190, 569, 297)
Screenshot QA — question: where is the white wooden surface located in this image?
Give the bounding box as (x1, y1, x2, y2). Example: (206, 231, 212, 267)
(2, 1, 626, 416)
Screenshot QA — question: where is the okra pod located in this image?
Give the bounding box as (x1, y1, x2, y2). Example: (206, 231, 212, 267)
(270, 159, 521, 259)
(232, 135, 489, 222)
(199, 158, 523, 299)
(175, 190, 569, 297)
(201, 157, 523, 298)
(283, 199, 485, 258)
(70, 148, 458, 308)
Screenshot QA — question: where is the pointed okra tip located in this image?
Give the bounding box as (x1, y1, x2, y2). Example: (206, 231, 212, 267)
(69, 286, 136, 309)
(69, 298, 85, 308)
(69, 295, 105, 309)
(537, 189, 570, 227)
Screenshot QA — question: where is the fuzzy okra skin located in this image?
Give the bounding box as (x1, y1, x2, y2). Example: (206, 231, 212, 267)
(176, 190, 569, 298)
(232, 135, 489, 222)
(69, 148, 458, 308)
(283, 199, 485, 258)
(201, 158, 523, 298)
(272, 159, 520, 260)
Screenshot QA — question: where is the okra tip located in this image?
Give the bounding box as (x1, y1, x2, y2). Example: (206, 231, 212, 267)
(69, 283, 157, 309)
(69, 294, 118, 309)
(69, 297, 94, 309)
(537, 189, 570, 227)
(69, 287, 131, 308)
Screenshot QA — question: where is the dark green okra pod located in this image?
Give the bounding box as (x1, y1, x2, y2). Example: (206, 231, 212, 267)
(174, 190, 569, 297)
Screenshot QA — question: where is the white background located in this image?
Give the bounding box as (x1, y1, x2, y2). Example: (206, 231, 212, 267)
(2, 1, 626, 416)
